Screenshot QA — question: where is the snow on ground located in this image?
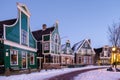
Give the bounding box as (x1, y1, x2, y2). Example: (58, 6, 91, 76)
(0, 66, 108, 80)
(74, 68, 120, 80)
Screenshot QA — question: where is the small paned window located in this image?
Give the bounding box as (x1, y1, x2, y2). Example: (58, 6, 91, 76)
(30, 53, 34, 65)
(44, 42, 49, 50)
(21, 29, 28, 45)
(43, 35, 50, 41)
(10, 50, 18, 65)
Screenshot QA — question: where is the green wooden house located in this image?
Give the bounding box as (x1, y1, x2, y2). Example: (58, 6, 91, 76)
(0, 3, 37, 73)
(32, 22, 61, 69)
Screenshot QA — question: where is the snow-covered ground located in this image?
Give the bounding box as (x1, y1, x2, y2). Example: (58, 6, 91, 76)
(74, 68, 120, 80)
(0, 66, 116, 80)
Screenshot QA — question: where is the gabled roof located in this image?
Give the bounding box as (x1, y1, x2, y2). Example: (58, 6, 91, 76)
(0, 18, 17, 27)
(17, 2, 31, 17)
(32, 27, 55, 41)
(0, 18, 17, 38)
(72, 39, 93, 53)
(72, 40, 84, 53)
(94, 48, 103, 54)
(61, 44, 66, 51)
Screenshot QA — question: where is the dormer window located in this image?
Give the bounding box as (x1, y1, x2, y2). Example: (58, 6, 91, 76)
(21, 29, 28, 45)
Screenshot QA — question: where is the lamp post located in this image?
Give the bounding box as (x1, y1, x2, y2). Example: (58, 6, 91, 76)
(112, 46, 117, 68)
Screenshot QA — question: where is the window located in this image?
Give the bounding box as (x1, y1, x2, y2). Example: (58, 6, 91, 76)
(22, 51, 27, 68)
(89, 56, 92, 64)
(30, 53, 34, 65)
(44, 42, 49, 50)
(21, 29, 28, 45)
(54, 34, 59, 44)
(79, 57, 81, 63)
(84, 56, 87, 64)
(43, 35, 50, 41)
(10, 50, 18, 65)
(85, 43, 88, 48)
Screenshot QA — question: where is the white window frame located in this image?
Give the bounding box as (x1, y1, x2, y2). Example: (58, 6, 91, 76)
(10, 49, 18, 65)
(21, 51, 27, 69)
(30, 53, 35, 65)
(21, 29, 28, 45)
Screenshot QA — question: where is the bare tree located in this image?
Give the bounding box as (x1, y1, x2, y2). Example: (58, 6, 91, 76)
(108, 22, 120, 47)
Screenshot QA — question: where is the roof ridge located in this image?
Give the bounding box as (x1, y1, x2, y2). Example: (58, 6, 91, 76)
(0, 18, 17, 23)
(32, 26, 54, 32)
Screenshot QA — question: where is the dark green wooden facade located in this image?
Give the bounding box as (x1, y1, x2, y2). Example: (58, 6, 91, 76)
(0, 3, 37, 73)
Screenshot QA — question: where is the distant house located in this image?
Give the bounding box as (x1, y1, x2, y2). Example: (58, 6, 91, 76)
(0, 3, 37, 73)
(72, 39, 95, 65)
(100, 45, 111, 65)
(32, 22, 61, 69)
(61, 40, 74, 66)
(94, 45, 111, 65)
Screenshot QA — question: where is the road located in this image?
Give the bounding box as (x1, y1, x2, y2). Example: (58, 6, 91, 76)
(44, 67, 107, 80)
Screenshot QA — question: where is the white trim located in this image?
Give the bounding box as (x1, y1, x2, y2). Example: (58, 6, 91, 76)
(76, 39, 95, 55)
(28, 24, 37, 49)
(17, 3, 30, 18)
(60, 54, 74, 57)
(50, 33, 52, 54)
(21, 51, 28, 69)
(30, 53, 35, 65)
(28, 17, 29, 47)
(50, 53, 60, 56)
(4, 39, 37, 52)
(10, 50, 18, 66)
(37, 57, 43, 59)
(3, 17, 19, 40)
(76, 39, 86, 53)
(19, 10, 21, 45)
(3, 26, 6, 39)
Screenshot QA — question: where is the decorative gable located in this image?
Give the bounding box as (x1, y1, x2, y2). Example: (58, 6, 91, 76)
(61, 40, 73, 54)
(72, 39, 95, 55)
(51, 22, 61, 54)
(17, 2, 30, 17)
(4, 3, 36, 49)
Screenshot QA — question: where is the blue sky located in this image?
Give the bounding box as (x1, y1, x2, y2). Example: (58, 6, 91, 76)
(1, 0, 120, 48)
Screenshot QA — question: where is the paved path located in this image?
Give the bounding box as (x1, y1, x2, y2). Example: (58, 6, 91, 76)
(44, 67, 107, 80)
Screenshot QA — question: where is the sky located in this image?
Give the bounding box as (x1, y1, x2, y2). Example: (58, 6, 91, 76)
(1, 0, 120, 48)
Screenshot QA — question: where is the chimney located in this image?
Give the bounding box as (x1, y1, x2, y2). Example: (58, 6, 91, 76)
(42, 24, 47, 31)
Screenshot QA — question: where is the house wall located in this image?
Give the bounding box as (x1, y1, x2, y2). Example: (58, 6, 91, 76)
(0, 3, 37, 71)
(75, 40, 95, 65)
(99, 46, 111, 65)
(42, 24, 61, 69)
(4, 44, 37, 69)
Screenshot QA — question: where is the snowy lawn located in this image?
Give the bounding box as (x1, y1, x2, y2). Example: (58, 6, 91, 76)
(74, 68, 120, 80)
(0, 66, 107, 80)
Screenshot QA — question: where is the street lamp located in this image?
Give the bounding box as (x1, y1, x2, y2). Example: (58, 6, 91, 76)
(112, 46, 117, 68)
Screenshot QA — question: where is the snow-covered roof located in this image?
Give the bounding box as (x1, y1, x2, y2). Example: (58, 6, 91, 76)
(72, 40, 84, 53)
(61, 44, 66, 51)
